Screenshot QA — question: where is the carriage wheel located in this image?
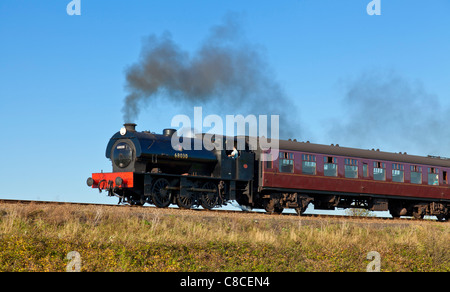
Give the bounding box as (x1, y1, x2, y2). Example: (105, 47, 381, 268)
(412, 209, 425, 220)
(264, 198, 283, 214)
(295, 206, 307, 216)
(436, 214, 446, 222)
(200, 182, 218, 210)
(151, 178, 171, 208)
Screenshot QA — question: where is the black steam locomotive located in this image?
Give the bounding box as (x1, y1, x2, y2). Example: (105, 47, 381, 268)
(87, 123, 257, 210)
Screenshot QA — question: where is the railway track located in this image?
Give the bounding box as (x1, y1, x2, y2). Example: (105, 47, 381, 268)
(0, 199, 118, 207)
(0, 198, 444, 223)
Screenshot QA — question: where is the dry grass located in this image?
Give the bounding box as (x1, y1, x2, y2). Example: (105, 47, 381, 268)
(0, 202, 448, 271)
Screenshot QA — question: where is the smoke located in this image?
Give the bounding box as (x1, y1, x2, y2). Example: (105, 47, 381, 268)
(122, 14, 300, 139)
(327, 71, 450, 156)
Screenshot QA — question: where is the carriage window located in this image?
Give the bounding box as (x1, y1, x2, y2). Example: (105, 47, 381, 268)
(363, 163, 369, 178)
(443, 171, 448, 185)
(373, 161, 386, 181)
(410, 165, 422, 184)
(302, 154, 316, 175)
(428, 167, 439, 185)
(324, 156, 337, 177)
(392, 163, 404, 183)
(279, 152, 294, 173)
(344, 158, 358, 178)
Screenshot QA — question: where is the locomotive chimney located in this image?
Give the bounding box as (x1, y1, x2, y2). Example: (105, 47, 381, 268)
(124, 123, 137, 132)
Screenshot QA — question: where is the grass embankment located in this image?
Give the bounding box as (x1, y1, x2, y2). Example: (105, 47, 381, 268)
(0, 203, 448, 271)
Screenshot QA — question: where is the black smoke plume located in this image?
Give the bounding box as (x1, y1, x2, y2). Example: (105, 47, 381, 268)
(327, 71, 450, 156)
(122, 14, 300, 139)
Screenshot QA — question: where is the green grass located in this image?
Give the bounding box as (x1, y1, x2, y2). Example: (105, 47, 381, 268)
(0, 203, 448, 271)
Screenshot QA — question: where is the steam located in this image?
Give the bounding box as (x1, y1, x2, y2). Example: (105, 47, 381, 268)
(122, 14, 300, 139)
(327, 71, 450, 156)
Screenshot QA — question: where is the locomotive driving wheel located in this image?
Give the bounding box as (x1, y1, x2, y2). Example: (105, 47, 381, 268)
(200, 182, 218, 210)
(176, 192, 194, 209)
(176, 180, 197, 209)
(151, 178, 171, 208)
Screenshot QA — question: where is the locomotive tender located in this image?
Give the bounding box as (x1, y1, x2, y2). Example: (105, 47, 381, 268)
(87, 123, 450, 220)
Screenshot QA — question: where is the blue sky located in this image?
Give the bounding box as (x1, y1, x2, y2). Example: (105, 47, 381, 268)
(1, 0, 450, 204)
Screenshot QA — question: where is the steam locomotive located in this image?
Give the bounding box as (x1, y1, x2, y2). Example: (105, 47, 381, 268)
(87, 123, 450, 220)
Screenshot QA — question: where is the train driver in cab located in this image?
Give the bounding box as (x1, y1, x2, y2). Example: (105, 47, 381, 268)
(228, 146, 239, 159)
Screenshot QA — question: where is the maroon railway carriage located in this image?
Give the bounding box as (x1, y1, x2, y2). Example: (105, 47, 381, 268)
(255, 139, 450, 220)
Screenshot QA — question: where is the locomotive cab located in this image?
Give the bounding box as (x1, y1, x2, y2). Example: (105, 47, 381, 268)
(209, 135, 255, 181)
